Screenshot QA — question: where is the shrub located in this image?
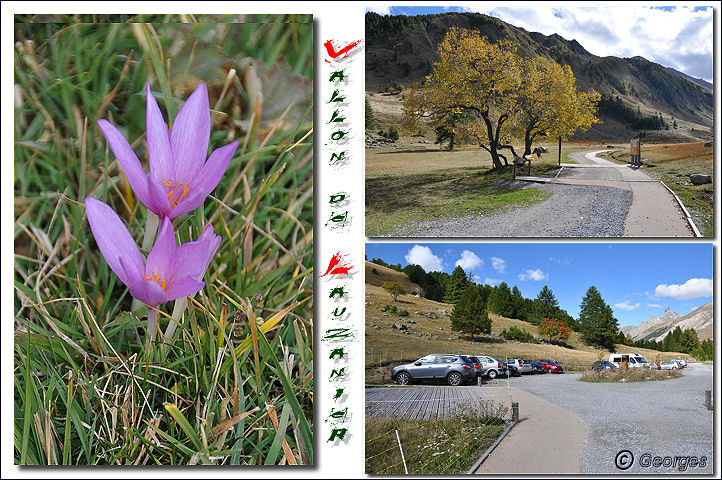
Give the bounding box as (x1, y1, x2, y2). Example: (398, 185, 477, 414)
(500, 325, 539, 344)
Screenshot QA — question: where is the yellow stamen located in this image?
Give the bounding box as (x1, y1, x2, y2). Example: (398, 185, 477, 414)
(172, 198, 178, 207)
(176, 181, 182, 186)
(144, 276, 150, 281)
(162, 180, 173, 187)
(167, 190, 174, 198)
(182, 184, 189, 198)
(161, 280, 166, 290)
(154, 274, 160, 281)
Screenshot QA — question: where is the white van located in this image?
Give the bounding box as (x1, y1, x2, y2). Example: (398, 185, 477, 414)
(609, 353, 649, 368)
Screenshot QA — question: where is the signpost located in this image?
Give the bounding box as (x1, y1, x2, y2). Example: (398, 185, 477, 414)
(630, 137, 641, 167)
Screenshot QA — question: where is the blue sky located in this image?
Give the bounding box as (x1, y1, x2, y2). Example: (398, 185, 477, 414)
(367, 5, 713, 82)
(365, 243, 713, 327)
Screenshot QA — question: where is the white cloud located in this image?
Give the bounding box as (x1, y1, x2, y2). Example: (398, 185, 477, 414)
(490, 257, 507, 273)
(518, 268, 548, 281)
(455, 250, 483, 271)
(647, 303, 663, 309)
(474, 6, 713, 81)
(484, 277, 501, 286)
(615, 300, 641, 311)
(549, 256, 571, 266)
(404, 245, 443, 272)
(654, 278, 713, 300)
(366, 6, 391, 15)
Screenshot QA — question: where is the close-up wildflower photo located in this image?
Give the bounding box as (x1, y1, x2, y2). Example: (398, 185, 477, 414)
(13, 14, 313, 466)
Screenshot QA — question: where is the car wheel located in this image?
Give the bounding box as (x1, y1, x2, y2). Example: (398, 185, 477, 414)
(447, 372, 462, 386)
(487, 369, 498, 379)
(396, 372, 410, 386)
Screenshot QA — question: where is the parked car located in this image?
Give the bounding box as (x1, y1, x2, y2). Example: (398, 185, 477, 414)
(502, 361, 521, 377)
(536, 359, 564, 373)
(464, 355, 483, 379)
(592, 360, 616, 371)
(609, 353, 649, 369)
(670, 358, 687, 368)
(506, 358, 534, 374)
(528, 360, 545, 374)
(475, 355, 506, 379)
(660, 360, 680, 370)
(391, 354, 477, 386)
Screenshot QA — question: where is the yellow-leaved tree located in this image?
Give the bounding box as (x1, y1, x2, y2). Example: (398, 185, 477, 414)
(404, 27, 600, 168)
(402, 27, 523, 169)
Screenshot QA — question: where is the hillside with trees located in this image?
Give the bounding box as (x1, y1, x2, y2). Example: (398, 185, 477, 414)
(366, 11, 713, 142)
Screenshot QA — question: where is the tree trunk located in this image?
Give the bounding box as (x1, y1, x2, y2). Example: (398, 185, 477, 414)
(490, 148, 504, 169)
(523, 128, 533, 157)
(448, 133, 455, 151)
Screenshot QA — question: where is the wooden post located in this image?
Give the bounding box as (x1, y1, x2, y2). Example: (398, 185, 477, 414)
(512, 162, 517, 180)
(705, 390, 712, 409)
(511, 402, 519, 422)
(527, 158, 531, 176)
(558, 136, 562, 166)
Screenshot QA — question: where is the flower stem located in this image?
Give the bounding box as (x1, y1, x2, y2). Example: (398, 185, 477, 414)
(146, 307, 158, 357)
(142, 211, 159, 252)
(161, 297, 187, 355)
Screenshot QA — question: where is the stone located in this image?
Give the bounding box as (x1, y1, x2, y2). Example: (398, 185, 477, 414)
(690, 174, 712, 185)
(408, 319, 416, 324)
(425, 312, 438, 319)
(432, 335, 440, 340)
(392, 323, 408, 331)
(704, 141, 713, 147)
(397, 306, 407, 314)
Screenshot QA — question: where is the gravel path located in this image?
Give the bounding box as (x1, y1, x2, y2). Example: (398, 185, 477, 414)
(393, 182, 632, 237)
(509, 364, 714, 474)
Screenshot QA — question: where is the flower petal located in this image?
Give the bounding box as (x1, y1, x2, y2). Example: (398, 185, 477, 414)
(145, 84, 174, 183)
(165, 275, 205, 301)
(195, 141, 239, 197)
(147, 176, 173, 218)
(97, 119, 151, 206)
(171, 224, 221, 281)
(145, 216, 176, 282)
(85, 197, 145, 287)
(167, 189, 206, 219)
(128, 278, 168, 307)
(170, 82, 210, 184)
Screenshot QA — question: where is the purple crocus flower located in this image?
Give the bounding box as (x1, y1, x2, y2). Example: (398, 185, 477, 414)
(85, 197, 221, 307)
(97, 83, 239, 220)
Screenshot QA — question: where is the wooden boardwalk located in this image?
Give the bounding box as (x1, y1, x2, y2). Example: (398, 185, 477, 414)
(365, 386, 493, 421)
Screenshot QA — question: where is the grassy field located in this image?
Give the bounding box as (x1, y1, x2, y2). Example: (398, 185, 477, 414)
(365, 411, 506, 474)
(600, 142, 714, 237)
(365, 267, 691, 382)
(365, 143, 598, 236)
(14, 15, 313, 465)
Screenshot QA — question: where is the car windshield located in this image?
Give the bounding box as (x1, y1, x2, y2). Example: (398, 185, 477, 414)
(635, 356, 647, 363)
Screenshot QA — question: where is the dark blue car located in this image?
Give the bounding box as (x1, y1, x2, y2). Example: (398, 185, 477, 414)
(592, 360, 616, 371)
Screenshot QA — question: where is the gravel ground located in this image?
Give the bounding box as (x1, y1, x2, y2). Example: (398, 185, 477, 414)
(392, 183, 632, 237)
(509, 364, 714, 474)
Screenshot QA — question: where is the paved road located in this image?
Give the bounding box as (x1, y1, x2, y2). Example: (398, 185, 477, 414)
(391, 150, 693, 237)
(504, 364, 714, 474)
(475, 386, 589, 474)
(559, 150, 692, 237)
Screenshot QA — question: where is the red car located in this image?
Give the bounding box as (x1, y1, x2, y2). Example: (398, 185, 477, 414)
(536, 359, 564, 373)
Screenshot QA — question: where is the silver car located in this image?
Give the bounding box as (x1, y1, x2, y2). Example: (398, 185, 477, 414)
(475, 355, 506, 379)
(660, 360, 680, 370)
(506, 358, 534, 374)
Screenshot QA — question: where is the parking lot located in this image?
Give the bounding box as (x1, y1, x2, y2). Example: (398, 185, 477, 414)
(366, 363, 714, 474)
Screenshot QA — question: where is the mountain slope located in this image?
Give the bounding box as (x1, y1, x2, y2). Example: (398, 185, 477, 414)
(365, 11, 713, 142)
(624, 302, 713, 341)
